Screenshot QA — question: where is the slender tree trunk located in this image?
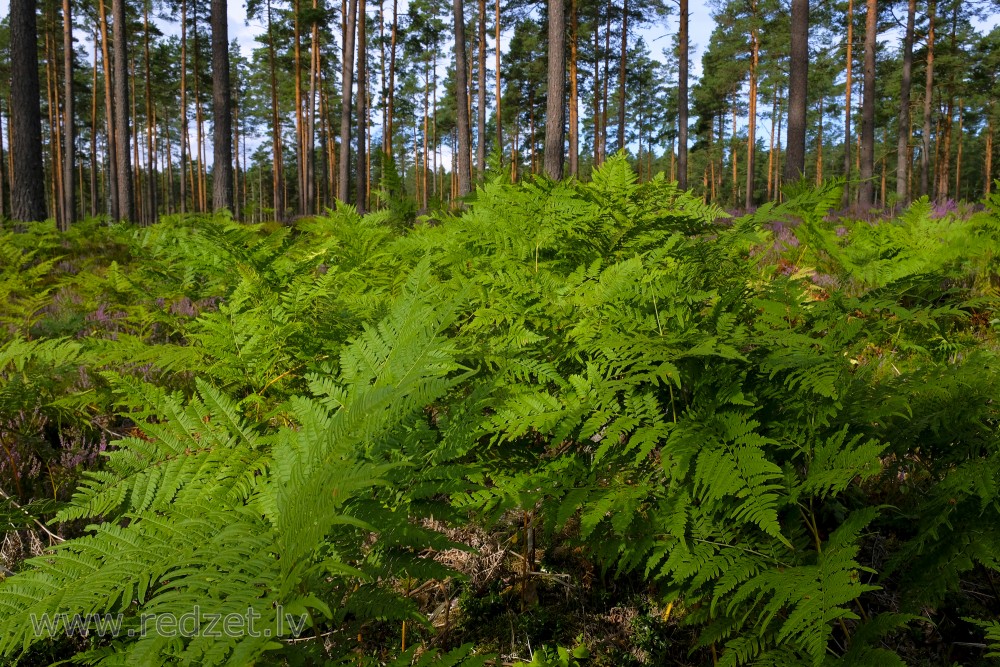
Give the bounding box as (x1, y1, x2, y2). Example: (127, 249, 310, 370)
(466, 47, 474, 177)
(495, 0, 502, 156)
(545, 0, 566, 180)
(387, 0, 397, 156)
(210, 0, 233, 213)
(338, 0, 358, 203)
(477, 0, 487, 176)
(46, 28, 63, 226)
(307, 5, 318, 214)
(616, 0, 627, 151)
(193, 14, 207, 211)
(267, 0, 285, 219)
(816, 96, 824, 184)
(152, 103, 160, 213)
(378, 0, 385, 165)
(784, 0, 808, 183)
(179, 0, 188, 214)
(775, 91, 783, 198)
(435, 53, 441, 198)
(511, 116, 518, 182)
(0, 102, 6, 219)
(717, 113, 723, 197)
(953, 101, 962, 197)
(164, 105, 174, 213)
(454, 0, 472, 196)
(601, 1, 610, 161)
(356, 0, 368, 212)
(61, 0, 74, 229)
(880, 129, 887, 205)
(709, 119, 716, 201)
(366, 80, 372, 205)
(858, 0, 876, 209)
(678, 0, 688, 189)
(529, 88, 536, 174)
(98, 0, 118, 220)
(143, 1, 158, 223)
(937, 96, 952, 200)
(293, 0, 304, 214)
(920, 0, 934, 197)
(233, 60, 241, 218)
(131, 55, 142, 219)
(90, 31, 99, 217)
(985, 112, 993, 197)
(422, 64, 428, 208)
(907, 116, 914, 195)
(10, 0, 45, 222)
(324, 87, 335, 206)
(592, 20, 601, 166)
(745, 6, 758, 210)
(895, 0, 915, 203)
(842, 0, 853, 208)
(112, 0, 134, 221)
(731, 93, 738, 204)
(568, 0, 579, 177)
(767, 88, 777, 199)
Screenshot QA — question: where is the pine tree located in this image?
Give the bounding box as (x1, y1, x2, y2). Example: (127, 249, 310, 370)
(10, 0, 47, 223)
(783, 0, 808, 183)
(544, 0, 566, 180)
(211, 0, 234, 213)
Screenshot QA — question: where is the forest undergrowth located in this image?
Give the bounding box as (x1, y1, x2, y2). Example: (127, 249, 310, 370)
(1, 157, 1000, 666)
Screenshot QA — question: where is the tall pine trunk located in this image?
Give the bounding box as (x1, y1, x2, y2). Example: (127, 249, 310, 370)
(601, 1, 610, 161)
(544, 0, 566, 180)
(920, 0, 934, 197)
(307, 2, 319, 214)
(211, 0, 233, 213)
(0, 102, 6, 218)
(677, 0, 688, 189)
(193, 11, 207, 211)
(10, 0, 47, 223)
(745, 3, 758, 210)
(984, 110, 993, 196)
(112, 0, 134, 222)
(233, 59, 241, 217)
(356, 0, 368, 212)
(338, 0, 358, 203)
(784, 0, 808, 183)
(179, 0, 188, 214)
(592, 17, 600, 166)
(61, 0, 74, 229)
(858, 0, 876, 210)
(842, 0, 853, 208)
(267, 0, 284, 219)
(895, 0, 915, 203)
(476, 0, 487, 177)
(45, 27, 62, 223)
(616, 0, 627, 151)
(953, 101, 962, 197)
(494, 0, 502, 157)
(387, 0, 397, 156)
(454, 0, 472, 196)
(143, 1, 157, 223)
(568, 0, 578, 177)
(98, 0, 118, 220)
(816, 96, 824, 183)
(294, 0, 304, 214)
(90, 31, 98, 216)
